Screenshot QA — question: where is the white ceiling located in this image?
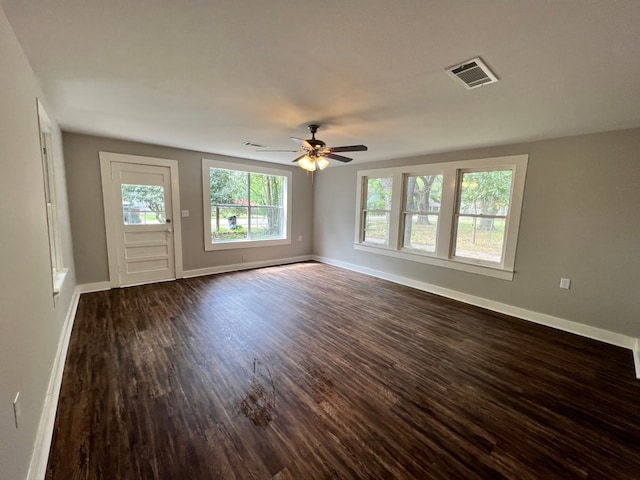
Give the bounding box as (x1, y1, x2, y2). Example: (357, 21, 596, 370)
(4, 0, 640, 166)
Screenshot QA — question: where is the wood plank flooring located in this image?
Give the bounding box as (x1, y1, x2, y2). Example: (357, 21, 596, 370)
(47, 262, 640, 479)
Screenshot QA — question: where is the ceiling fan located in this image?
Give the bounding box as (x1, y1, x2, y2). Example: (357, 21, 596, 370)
(264, 124, 368, 171)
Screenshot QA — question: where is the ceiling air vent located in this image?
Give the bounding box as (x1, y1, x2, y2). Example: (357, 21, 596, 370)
(446, 57, 498, 89)
(242, 141, 270, 148)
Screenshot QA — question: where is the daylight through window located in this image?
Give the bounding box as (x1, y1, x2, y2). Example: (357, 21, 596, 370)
(355, 155, 527, 280)
(362, 177, 393, 245)
(453, 169, 512, 263)
(402, 174, 443, 253)
(202, 159, 292, 250)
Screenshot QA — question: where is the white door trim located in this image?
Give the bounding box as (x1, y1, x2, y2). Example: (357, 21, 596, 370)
(99, 152, 184, 288)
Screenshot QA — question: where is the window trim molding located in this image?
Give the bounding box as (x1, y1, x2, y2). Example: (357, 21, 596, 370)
(360, 175, 395, 246)
(99, 151, 185, 287)
(202, 159, 293, 251)
(401, 172, 444, 254)
(354, 154, 528, 281)
(37, 99, 68, 296)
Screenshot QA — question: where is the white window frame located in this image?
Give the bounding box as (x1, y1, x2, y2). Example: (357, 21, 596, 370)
(354, 154, 528, 280)
(37, 99, 67, 295)
(202, 159, 292, 251)
(401, 172, 445, 254)
(359, 175, 395, 246)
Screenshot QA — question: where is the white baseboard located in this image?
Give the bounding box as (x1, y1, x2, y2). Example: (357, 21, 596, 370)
(77, 281, 111, 293)
(22, 255, 640, 480)
(183, 255, 313, 279)
(634, 339, 640, 379)
(78, 256, 314, 291)
(27, 286, 82, 480)
(314, 255, 640, 375)
(26, 255, 639, 480)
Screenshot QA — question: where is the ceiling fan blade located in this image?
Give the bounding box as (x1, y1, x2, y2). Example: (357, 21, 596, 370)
(326, 145, 368, 153)
(324, 153, 353, 163)
(291, 154, 307, 163)
(290, 137, 313, 150)
(257, 149, 302, 152)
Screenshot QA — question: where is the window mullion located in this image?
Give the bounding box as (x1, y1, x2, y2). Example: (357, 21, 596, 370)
(435, 166, 456, 259)
(387, 172, 403, 249)
(356, 176, 366, 243)
(247, 173, 251, 239)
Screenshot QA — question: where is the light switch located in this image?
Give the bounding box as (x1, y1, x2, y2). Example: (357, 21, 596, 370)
(559, 278, 571, 289)
(181, 210, 189, 217)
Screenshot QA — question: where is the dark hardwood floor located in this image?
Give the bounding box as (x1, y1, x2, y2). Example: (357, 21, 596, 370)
(47, 262, 640, 479)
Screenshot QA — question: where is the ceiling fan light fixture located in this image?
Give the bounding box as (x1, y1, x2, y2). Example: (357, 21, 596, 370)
(286, 124, 367, 172)
(317, 157, 330, 170)
(298, 155, 316, 171)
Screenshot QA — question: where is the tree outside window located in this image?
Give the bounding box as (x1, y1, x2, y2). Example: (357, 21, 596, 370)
(403, 174, 443, 252)
(362, 177, 392, 245)
(208, 167, 286, 243)
(354, 155, 527, 279)
(454, 169, 513, 263)
(121, 184, 166, 224)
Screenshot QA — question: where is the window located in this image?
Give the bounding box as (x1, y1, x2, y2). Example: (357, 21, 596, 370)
(361, 177, 393, 245)
(402, 174, 443, 253)
(453, 169, 512, 263)
(354, 155, 527, 280)
(202, 159, 292, 250)
(37, 100, 66, 294)
(121, 184, 166, 225)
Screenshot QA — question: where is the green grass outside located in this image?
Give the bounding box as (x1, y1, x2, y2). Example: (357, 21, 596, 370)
(211, 221, 280, 242)
(365, 216, 505, 260)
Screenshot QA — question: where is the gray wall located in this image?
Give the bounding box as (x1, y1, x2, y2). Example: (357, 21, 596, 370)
(0, 6, 77, 479)
(314, 128, 640, 338)
(63, 133, 314, 284)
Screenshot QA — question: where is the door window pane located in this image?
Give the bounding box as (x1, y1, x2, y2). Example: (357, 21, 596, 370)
(121, 184, 166, 225)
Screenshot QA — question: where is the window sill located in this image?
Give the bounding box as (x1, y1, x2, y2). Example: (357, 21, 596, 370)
(354, 243, 514, 280)
(205, 238, 291, 251)
(53, 269, 68, 296)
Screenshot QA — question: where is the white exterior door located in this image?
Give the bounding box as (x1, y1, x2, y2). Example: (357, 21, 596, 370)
(100, 153, 183, 287)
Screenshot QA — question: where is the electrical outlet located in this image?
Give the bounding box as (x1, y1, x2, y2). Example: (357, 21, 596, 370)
(559, 278, 571, 289)
(298, 235, 302, 241)
(13, 392, 21, 429)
